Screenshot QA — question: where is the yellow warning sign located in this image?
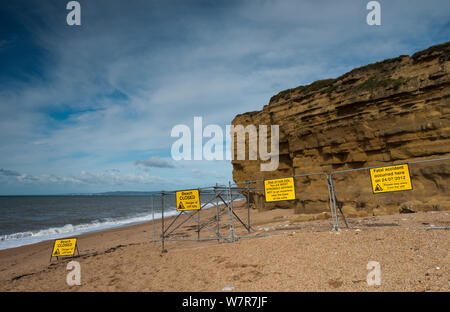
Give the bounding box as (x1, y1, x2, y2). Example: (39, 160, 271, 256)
(264, 177, 296, 202)
(52, 238, 77, 257)
(176, 189, 201, 211)
(370, 164, 412, 194)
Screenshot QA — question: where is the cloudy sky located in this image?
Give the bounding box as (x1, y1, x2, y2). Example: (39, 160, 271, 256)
(0, 0, 448, 194)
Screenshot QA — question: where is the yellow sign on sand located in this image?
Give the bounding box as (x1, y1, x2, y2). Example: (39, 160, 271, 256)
(52, 238, 77, 257)
(176, 189, 201, 211)
(264, 177, 296, 202)
(370, 164, 413, 194)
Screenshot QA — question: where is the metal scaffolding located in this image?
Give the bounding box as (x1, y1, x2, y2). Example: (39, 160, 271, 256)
(149, 156, 449, 250)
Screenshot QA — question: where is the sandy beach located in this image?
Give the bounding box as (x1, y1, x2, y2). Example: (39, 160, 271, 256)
(0, 200, 448, 292)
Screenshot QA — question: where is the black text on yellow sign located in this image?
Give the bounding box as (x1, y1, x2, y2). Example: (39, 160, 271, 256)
(370, 164, 413, 194)
(264, 177, 296, 202)
(176, 189, 201, 211)
(52, 238, 77, 257)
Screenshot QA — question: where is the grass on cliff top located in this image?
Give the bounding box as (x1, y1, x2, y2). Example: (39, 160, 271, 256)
(341, 55, 406, 80)
(269, 58, 408, 103)
(411, 41, 450, 63)
(270, 78, 337, 103)
(268, 41, 448, 105)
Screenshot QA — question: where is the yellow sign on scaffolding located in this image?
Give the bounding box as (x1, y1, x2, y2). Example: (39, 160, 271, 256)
(370, 164, 413, 194)
(264, 177, 296, 202)
(176, 189, 201, 211)
(51, 238, 78, 257)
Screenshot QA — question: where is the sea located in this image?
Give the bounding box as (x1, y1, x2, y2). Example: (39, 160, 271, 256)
(0, 192, 241, 250)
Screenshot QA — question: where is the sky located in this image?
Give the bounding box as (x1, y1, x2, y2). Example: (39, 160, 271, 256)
(0, 0, 449, 195)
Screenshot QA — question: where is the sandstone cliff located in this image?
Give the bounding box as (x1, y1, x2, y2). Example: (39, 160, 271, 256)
(231, 42, 450, 217)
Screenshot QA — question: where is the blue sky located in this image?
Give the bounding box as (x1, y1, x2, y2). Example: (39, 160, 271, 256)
(0, 0, 449, 195)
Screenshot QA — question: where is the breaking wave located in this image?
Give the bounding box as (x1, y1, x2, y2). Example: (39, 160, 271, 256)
(0, 201, 220, 250)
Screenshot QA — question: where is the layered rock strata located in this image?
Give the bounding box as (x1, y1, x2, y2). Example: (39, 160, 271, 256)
(231, 42, 450, 216)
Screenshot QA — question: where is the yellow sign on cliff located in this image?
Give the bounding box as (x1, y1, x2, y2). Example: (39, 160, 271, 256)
(370, 164, 412, 194)
(264, 177, 296, 202)
(52, 238, 78, 257)
(176, 189, 201, 211)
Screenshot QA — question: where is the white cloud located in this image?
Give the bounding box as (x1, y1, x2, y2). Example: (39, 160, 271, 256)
(135, 156, 175, 168)
(0, 0, 449, 193)
(0, 168, 173, 188)
(0, 168, 21, 177)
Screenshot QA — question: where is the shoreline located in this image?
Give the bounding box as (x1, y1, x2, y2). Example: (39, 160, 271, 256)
(0, 198, 239, 251)
(0, 198, 248, 257)
(0, 202, 448, 291)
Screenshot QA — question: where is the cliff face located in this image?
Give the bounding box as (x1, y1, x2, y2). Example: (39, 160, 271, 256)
(232, 42, 450, 217)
